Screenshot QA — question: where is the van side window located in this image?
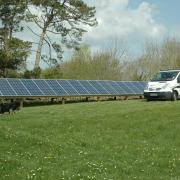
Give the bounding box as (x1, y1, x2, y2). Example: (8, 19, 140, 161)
(178, 75, 180, 83)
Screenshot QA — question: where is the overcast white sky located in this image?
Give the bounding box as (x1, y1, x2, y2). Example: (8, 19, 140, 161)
(18, 0, 180, 69)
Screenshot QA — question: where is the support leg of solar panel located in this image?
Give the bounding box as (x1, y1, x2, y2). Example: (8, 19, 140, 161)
(62, 98, 66, 104)
(51, 98, 55, 104)
(20, 99, 24, 108)
(97, 96, 101, 102)
(124, 96, 128, 100)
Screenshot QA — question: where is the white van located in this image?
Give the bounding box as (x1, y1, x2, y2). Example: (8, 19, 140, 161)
(144, 70, 180, 101)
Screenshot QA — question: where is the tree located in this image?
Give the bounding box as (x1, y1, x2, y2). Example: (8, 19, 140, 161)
(123, 41, 161, 81)
(89, 51, 122, 80)
(61, 44, 123, 80)
(160, 38, 180, 69)
(28, 0, 97, 70)
(41, 64, 63, 79)
(0, 0, 32, 77)
(123, 38, 180, 81)
(0, 37, 32, 77)
(0, 0, 27, 44)
(62, 45, 91, 79)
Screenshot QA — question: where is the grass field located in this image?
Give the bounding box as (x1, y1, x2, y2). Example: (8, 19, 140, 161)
(1, 100, 180, 180)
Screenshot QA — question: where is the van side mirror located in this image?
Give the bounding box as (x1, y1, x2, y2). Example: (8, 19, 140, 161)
(177, 79, 180, 83)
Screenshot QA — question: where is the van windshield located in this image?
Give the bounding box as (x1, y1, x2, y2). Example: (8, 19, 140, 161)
(151, 71, 179, 81)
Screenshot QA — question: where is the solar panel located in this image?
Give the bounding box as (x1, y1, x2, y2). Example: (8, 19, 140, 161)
(0, 78, 146, 97)
(0, 79, 16, 96)
(57, 80, 79, 95)
(7, 79, 31, 96)
(110, 81, 126, 94)
(138, 82, 147, 90)
(131, 81, 145, 94)
(45, 80, 67, 96)
(78, 80, 99, 95)
(126, 82, 140, 95)
(21, 80, 44, 96)
(88, 80, 110, 94)
(99, 81, 119, 95)
(115, 82, 132, 95)
(34, 80, 56, 96)
(68, 80, 89, 95)
(124, 82, 140, 94)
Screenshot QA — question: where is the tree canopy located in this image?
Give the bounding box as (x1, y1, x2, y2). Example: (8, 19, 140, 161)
(28, 0, 97, 69)
(0, 0, 31, 77)
(0, 0, 97, 77)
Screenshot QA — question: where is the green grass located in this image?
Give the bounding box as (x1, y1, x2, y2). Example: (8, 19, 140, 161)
(1, 100, 180, 180)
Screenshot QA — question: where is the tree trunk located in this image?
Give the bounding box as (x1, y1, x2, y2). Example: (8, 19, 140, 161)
(4, 22, 9, 78)
(34, 29, 46, 69)
(34, 11, 54, 70)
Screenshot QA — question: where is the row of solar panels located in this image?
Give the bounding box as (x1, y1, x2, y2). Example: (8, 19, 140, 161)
(0, 78, 146, 97)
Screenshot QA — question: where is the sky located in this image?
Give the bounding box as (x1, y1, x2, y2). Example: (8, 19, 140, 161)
(82, 0, 180, 56)
(19, 0, 180, 69)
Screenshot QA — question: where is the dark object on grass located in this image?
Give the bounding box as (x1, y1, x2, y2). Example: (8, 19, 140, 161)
(0, 101, 20, 114)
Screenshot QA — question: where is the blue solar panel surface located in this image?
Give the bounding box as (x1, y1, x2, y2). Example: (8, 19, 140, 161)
(7, 79, 30, 96)
(45, 80, 67, 96)
(0, 79, 16, 96)
(57, 80, 79, 95)
(68, 80, 89, 95)
(79, 80, 99, 95)
(21, 80, 44, 96)
(111, 81, 126, 94)
(115, 82, 131, 94)
(131, 82, 144, 94)
(99, 81, 119, 95)
(34, 80, 56, 96)
(138, 82, 147, 90)
(88, 81, 110, 94)
(0, 78, 146, 97)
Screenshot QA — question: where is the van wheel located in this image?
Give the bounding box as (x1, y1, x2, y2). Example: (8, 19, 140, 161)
(171, 91, 178, 101)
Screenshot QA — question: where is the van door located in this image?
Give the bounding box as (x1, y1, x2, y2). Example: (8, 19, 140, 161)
(175, 74, 180, 98)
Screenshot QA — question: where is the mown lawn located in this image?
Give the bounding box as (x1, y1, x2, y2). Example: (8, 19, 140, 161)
(0, 100, 180, 180)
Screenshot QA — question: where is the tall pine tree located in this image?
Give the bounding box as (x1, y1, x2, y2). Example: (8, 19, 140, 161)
(28, 0, 97, 70)
(0, 0, 32, 77)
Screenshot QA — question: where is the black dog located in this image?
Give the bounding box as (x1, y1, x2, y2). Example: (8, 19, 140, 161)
(0, 101, 20, 114)
(9, 101, 21, 112)
(0, 103, 11, 114)
(0, 103, 3, 114)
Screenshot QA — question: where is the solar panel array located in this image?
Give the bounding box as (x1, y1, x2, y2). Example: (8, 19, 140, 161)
(0, 78, 146, 97)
